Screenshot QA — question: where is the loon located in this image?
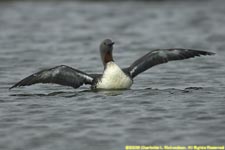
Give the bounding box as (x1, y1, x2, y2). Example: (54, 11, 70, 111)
(9, 39, 214, 90)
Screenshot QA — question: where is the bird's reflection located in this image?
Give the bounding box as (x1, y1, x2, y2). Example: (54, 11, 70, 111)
(93, 89, 125, 96)
(10, 91, 79, 97)
(9, 86, 203, 98)
(10, 89, 125, 97)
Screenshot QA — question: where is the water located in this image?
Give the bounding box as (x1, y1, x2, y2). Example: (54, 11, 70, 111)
(0, 1, 225, 150)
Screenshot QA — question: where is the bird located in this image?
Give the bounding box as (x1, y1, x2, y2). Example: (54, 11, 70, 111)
(9, 39, 215, 90)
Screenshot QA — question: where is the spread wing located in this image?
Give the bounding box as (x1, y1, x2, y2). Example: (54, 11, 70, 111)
(124, 48, 215, 78)
(9, 65, 93, 89)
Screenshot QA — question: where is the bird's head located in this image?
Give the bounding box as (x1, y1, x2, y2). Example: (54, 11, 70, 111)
(99, 39, 114, 67)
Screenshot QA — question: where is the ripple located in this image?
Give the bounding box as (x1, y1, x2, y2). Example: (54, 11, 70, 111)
(1, 1, 225, 149)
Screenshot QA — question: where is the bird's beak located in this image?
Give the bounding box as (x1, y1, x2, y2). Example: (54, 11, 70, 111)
(110, 42, 115, 46)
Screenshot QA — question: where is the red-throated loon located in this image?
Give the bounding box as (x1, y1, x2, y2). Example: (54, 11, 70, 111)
(9, 39, 215, 90)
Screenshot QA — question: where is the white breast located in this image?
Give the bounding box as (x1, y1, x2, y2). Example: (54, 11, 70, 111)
(96, 62, 133, 90)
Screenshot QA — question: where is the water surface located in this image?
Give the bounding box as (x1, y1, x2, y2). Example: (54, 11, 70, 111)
(0, 1, 225, 150)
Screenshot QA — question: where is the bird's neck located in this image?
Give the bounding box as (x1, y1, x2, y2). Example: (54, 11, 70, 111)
(103, 51, 114, 67)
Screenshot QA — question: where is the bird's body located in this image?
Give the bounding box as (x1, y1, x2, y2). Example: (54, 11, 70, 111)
(10, 39, 215, 90)
(94, 61, 133, 90)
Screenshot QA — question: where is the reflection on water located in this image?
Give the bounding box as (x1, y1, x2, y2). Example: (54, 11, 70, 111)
(8, 86, 209, 98)
(10, 91, 79, 97)
(10, 89, 125, 97)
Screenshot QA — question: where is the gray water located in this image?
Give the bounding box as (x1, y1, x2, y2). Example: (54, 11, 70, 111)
(0, 1, 225, 150)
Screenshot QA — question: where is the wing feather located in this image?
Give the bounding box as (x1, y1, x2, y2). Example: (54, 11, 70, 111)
(10, 65, 93, 89)
(125, 48, 215, 78)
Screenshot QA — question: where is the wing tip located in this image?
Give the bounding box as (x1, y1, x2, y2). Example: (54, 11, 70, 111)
(199, 50, 215, 56)
(188, 49, 215, 57)
(9, 86, 14, 90)
(207, 51, 216, 55)
(9, 83, 21, 90)
(9, 77, 31, 90)
(9, 85, 16, 90)
(186, 49, 215, 55)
